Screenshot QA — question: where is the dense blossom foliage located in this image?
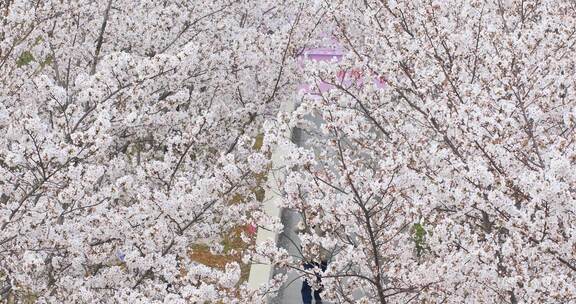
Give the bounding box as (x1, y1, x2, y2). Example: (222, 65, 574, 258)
(0, 0, 318, 302)
(269, 0, 576, 303)
(2, 0, 576, 303)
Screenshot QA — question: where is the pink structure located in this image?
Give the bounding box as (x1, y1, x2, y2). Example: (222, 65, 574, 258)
(301, 47, 344, 61)
(298, 46, 386, 96)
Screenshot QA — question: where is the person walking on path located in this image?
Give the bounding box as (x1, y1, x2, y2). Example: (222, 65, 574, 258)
(296, 220, 331, 304)
(301, 259, 327, 304)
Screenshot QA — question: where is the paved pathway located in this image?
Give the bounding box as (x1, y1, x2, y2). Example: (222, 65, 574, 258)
(273, 118, 328, 304)
(252, 45, 344, 303)
(273, 208, 304, 303)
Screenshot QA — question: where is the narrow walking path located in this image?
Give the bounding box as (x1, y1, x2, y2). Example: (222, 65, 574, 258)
(273, 117, 330, 304)
(247, 99, 296, 291)
(249, 46, 343, 303)
(272, 208, 304, 304)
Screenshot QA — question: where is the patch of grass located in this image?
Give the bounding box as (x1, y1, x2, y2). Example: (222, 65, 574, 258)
(0, 272, 37, 304)
(412, 223, 428, 257)
(16, 51, 34, 67)
(253, 133, 264, 150)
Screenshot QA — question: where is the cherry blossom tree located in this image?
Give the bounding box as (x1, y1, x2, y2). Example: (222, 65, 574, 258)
(270, 0, 576, 303)
(0, 0, 321, 302)
(2, 0, 575, 303)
